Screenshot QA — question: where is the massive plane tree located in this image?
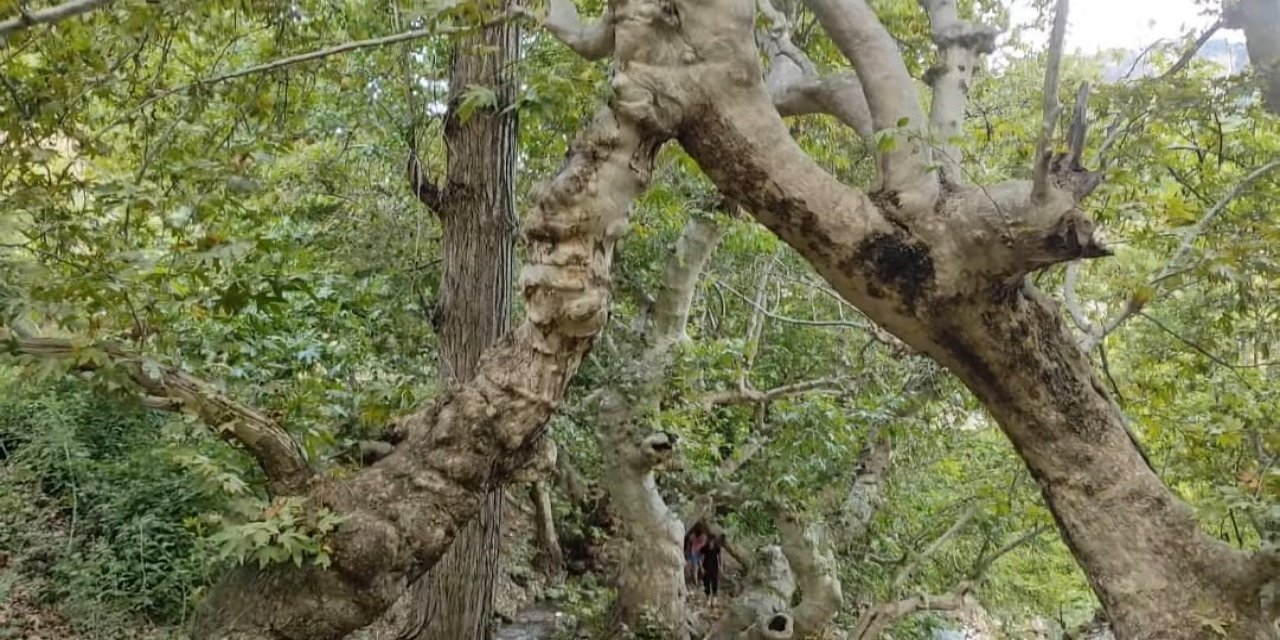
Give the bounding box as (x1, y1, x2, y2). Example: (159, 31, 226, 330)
(4, 0, 1279, 639)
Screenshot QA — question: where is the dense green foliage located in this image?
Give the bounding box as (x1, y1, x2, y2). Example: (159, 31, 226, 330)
(0, 0, 1276, 638)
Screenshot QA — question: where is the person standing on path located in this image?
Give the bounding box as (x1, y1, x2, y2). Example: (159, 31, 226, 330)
(685, 523, 709, 586)
(701, 534, 723, 606)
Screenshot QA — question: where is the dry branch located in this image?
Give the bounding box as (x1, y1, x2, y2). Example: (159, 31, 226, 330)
(0, 0, 111, 36)
(0, 327, 312, 496)
(1031, 0, 1071, 204)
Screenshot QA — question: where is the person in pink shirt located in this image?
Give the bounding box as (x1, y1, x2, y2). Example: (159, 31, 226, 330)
(684, 522, 709, 585)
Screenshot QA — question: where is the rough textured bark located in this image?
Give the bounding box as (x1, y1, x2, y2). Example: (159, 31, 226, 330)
(532, 0, 1278, 637)
(188, 55, 668, 636)
(594, 216, 725, 636)
(397, 9, 522, 640)
(1225, 0, 1280, 115)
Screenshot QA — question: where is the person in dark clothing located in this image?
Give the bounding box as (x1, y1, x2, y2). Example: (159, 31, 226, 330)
(701, 534, 723, 604)
(685, 522, 709, 585)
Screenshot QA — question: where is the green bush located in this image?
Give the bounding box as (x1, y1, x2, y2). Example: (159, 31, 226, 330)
(0, 378, 228, 631)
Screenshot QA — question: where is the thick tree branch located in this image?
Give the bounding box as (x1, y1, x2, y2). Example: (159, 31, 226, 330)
(192, 83, 667, 637)
(614, 1, 1269, 634)
(0, 0, 111, 36)
(920, 0, 999, 184)
(517, 0, 614, 60)
(830, 426, 894, 548)
(759, 1, 873, 140)
(1224, 0, 1280, 115)
(850, 582, 975, 640)
(802, 0, 938, 205)
(0, 328, 312, 496)
(649, 216, 726, 352)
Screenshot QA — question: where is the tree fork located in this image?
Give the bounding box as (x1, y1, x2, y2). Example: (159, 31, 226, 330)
(190, 91, 669, 638)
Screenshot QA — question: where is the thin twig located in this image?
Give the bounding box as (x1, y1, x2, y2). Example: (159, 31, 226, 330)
(1081, 159, 1280, 351)
(1136, 312, 1252, 387)
(715, 282, 870, 330)
(1158, 20, 1224, 80)
(0, 0, 112, 37)
(92, 18, 503, 140)
(892, 505, 977, 590)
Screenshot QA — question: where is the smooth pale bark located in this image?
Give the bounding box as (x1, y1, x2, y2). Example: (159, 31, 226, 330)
(918, 0, 998, 183)
(801, 0, 937, 206)
(710, 546, 797, 640)
(528, 0, 1278, 637)
(596, 216, 725, 635)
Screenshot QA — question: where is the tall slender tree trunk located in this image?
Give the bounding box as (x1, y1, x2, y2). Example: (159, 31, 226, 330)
(393, 7, 521, 640)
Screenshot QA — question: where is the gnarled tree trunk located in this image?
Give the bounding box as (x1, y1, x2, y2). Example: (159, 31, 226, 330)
(188, 60, 669, 638)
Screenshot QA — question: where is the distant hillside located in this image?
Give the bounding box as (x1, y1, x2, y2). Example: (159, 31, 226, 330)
(1101, 38, 1249, 81)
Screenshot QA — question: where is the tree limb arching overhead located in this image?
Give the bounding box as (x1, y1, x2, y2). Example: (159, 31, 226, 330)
(533, 0, 1273, 636)
(802, 0, 939, 207)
